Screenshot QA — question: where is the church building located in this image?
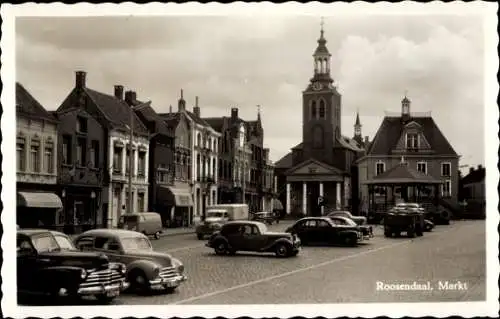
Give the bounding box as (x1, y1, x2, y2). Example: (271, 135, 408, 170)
(274, 24, 366, 217)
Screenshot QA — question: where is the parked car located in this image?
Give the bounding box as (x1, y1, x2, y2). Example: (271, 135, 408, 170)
(206, 221, 301, 258)
(118, 212, 163, 239)
(384, 207, 425, 238)
(326, 210, 368, 225)
(250, 211, 280, 225)
(328, 216, 373, 239)
(285, 217, 363, 247)
(74, 229, 187, 294)
(196, 204, 249, 240)
(17, 229, 128, 304)
(395, 202, 450, 225)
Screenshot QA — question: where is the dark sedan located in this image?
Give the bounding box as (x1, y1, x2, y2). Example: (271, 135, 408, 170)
(285, 217, 363, 247)
(328, 216, 373, 239)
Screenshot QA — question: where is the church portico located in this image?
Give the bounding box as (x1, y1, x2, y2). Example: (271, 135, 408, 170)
(285, 179, 344, 216)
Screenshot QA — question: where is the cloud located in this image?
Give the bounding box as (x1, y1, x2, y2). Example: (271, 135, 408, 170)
(15, 15, 485, 167)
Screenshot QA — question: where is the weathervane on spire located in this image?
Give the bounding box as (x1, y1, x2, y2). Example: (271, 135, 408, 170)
(320, 16, 325, 35)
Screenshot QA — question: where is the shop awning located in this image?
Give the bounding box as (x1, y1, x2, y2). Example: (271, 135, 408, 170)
(17, 192, 63, 209)
(157, 186, 194, 207)
(272, 199, 284, 210)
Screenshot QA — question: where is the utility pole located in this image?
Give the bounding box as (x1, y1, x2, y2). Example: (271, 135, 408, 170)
(128, 104, 134, 214)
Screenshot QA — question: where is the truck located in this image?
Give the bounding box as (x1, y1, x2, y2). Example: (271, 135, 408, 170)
(383, 206, 425, 238)
(195, 204, 249, 240)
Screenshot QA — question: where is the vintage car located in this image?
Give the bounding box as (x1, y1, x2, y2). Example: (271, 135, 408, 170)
(326, 210, 368, 225)
(384, 207, 425, 238)
(395, 202, 450, 225)
(286, 217, 363, 247)
(74, 229, 187, 294)
(17, 229, 128, 304)
(328, 216, 373, 239)
(206, 221, 301, 258)
(250, 211, 280, 225)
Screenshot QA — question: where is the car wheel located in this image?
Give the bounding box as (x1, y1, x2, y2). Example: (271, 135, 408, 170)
(130, 270, 149, 295)
(214, 241, 228, 255)
(154, 231, 161, 240)
(96, 295, 116, 305)
(197, 233, 204, 240)
(275, 243, 290, 257)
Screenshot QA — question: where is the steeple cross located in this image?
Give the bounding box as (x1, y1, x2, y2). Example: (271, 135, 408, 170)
(320, 17, 324, 32)
(257, 104, 261, 114)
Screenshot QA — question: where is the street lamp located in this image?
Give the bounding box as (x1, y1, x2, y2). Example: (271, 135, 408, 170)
(125, 101, 151, 215)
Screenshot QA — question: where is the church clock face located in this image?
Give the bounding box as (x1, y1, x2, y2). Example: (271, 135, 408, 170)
(312, 82, 322, 91)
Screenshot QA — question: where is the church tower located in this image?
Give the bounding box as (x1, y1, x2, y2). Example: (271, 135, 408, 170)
(302, 19, 342, 166)
(353, 111, 363, 145)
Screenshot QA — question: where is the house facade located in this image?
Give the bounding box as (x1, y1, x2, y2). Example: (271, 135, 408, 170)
(274, 25, 365, 217)
(57, 71, 150, 229)
(126, 90, 179, 227)
(54, 105, 107, 233)
(356, 96, 460, 212)
(460, 165, 485, 217)
(16, 83, 61, 229)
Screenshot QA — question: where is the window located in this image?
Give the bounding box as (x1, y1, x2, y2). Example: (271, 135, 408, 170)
(441, 162, 451, 177)
(17, 137, 25, 171)
(125, 148, 131, 174)
(75, 237, 94, 251)
(319, 99, 325, 118)
(113, 146, 122, 173)
(137, 193, 145, 212)
(213, 139, 217, 152)
(62, 135, 72, 164)
(76, 138, 86, 166)
(417, 162, 427, 175)
(212, 158, 216, 179)
(317, 220, 330, 228)
(76, 116, 87, 133)
(375, 161, 385, 176)
(89, 140, 99, 169)
(125, 191, 134, 213)
(441, 180, 452, 197)
(44, 141, 54, 173)
(406, 133, 418, 149)
(311, 100, 317, 119)
(30, 140, 40, 172)
(138, 151, 146, 177)
(197, 133, 201, 147)
(212, 190, 216, 205)
(196, 154, 201, 181)
(304, 220, 317, 228)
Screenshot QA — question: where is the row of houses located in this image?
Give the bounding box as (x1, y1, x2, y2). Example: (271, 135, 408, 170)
(16, 72, 277, 234)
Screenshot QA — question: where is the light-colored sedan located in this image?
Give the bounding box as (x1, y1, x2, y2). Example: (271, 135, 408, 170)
(326, 210, 367, 225)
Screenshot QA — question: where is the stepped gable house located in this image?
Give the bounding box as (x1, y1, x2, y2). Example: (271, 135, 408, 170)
(16, 82, 61, 229)
(56, 71, 150, 230)
(274, 24, 366, 217)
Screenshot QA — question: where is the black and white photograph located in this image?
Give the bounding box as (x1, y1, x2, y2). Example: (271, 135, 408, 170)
(1, 2, 498, 318)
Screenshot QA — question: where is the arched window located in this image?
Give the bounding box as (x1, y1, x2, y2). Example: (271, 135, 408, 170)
(312, 126, 324, 149)
(311, 100, 317, 119)
(212, 158, 216, 179)
(319, 99, 325, 118)
(197, 133, 201, 147)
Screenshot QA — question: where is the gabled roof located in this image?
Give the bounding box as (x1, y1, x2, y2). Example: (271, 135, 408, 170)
(275, 152, 293, 169)
(185, 110, 213, 129)
(203, 117, 226, 132)
(84, 88, 148, 134)
(337, 136, 364, 152)
(365, 163, 442, 185)
(462, 167, 485, 185)
(131, 99, 172, 137)
(367, 116, 457, 156)
(16, 83, 57, 123)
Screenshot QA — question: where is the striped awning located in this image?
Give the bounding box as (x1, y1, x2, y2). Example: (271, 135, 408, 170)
(17, 192, 63, 209)
(157, 186, 194, 207)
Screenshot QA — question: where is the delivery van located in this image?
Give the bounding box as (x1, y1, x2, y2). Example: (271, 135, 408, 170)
(118, 212, 163, 239)
(195, 204, 249, 240)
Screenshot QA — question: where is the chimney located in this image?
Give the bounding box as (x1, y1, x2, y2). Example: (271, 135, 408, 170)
(75, 71, 86, 89)
(169, 105, 173, 113)
(231, 107, 239, 120)
(125, 91, 136, 105)
(364, 136, 369, 144)
(478, 164, 483, 170)
(193, 96, 201, 118)
(178, 89, 186, 112)
(469, 167, 475, 174)
(114, 85, 124, 100)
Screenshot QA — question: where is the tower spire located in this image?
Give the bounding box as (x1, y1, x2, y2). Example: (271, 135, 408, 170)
(257, 104, 261, 121)
(312, 17, 332, 81)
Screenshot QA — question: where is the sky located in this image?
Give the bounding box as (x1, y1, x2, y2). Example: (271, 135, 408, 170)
(15, 13, 486, 169)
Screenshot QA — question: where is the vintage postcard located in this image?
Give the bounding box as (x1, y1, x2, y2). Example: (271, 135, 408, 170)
(1, 1, 498, 318)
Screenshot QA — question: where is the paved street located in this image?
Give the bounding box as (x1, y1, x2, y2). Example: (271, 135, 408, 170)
(115, 219, 486, 304)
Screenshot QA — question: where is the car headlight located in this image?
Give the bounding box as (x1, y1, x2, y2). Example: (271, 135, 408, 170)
(172, 258, 184, 274)
(120, 263, 127, 274)
(80, 269, 87, 279)
(153, 266, 160, 278)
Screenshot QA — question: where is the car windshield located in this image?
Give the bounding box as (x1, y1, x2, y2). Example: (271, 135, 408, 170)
(338, 217, 357, 226)
(121, 236, 152, 251)
(207, 211, 225, 218)
(53, 235, 75, 250)
(32, 234, 60, 253)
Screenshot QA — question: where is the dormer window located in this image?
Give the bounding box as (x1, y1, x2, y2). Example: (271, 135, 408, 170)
(406, 132, 419, 149)
(375, 161, 385, 176)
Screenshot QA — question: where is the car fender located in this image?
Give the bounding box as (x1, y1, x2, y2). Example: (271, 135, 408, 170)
(40, 266, 83, 289)
(263, 238, 293, 251)
(210, 235, 234, 250)
(127, 259, 162, 280)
